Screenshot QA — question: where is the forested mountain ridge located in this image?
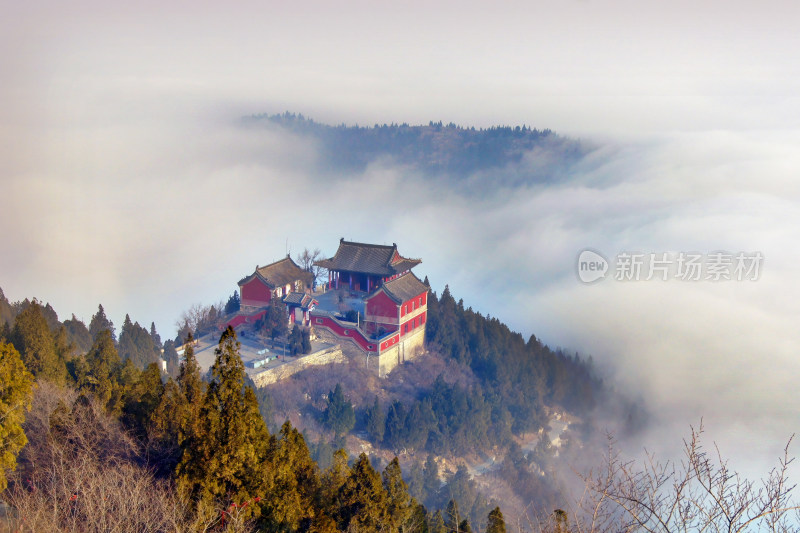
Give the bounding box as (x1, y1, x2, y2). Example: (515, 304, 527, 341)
(248, 112, 588, 184)
(0, 281, 612, 531)
(2, 279, 794, 531)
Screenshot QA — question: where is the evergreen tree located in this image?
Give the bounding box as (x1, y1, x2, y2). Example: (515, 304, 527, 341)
(89, 303, 116, 342)
(289, 323, 303, 355)
(323, 383, 355, 437)
(486, 507, 506, 533)
(148, 377, 184, 473)
(225, 291, 241, 315)
(82, 329, 123, 412)
(365, 396, 385, 443)
(428, 509, 447, 533)
(383, 457, 413, 532)
(0, 341, 34, 492)
(63, 314, 92, 354)
(337, 453, 389, 531)
(423, 454, 441, 506)
(176, 333, 204, 445)
(122, 362, 165, 438)
(319, 448, 351, 518)
(0, 287, 14, 327)
(118, 315, 157, 369)
(260, 421, 319, 531)
(261, 301, 288, 341)
(11, 301, 66, 383)
(162, 339, 180, 377)
(175, 326, 269, 513)
(301, 327, 312, 354)
(149, 321, 162, 351)
(384, 400, 407, 449)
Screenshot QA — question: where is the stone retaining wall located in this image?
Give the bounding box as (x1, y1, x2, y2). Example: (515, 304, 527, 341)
(251, 344, 345, 387)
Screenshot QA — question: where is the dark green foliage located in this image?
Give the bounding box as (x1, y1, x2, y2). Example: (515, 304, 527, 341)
(301, 327, 312, 354)
(322, 383, 355, 437)
(63, 314, 92, 354)
(121, 362, 164, 439)
(425, 285, 602, 435)
(250, 380, 276, 432)
(175, 333, 204, 445)
(428, 509, 447, 533)
(258, 300, 288, 341)
(89, 303, 115, 343)
(260, 421, 319, 530)
(255, 113, 585, 182)
(11, 301, 66, 383)
(118, 314, 158, 369)
(336, 453, 389, 531)
(0, 287, 14, 327)
(365, 396, 385, 442)
(442, 465, 495, 530)
(383, 457, 413, 531)
(289, 323, 304, 355)
(486, 507, 507, 533)
(79, 329, 124, 412)
(225, 291, 241, 315)
(176, 327, 269, 511)
(149, 321, 162, 350)
(162, 339, 180, 377)
(423, 454, 441, 505)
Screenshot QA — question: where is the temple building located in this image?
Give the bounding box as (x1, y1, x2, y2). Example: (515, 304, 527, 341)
(363, 272, 428, 338)
(314, 239, 421, 294)
(238, 256, 313, 310)
(230, 239, 428, 376)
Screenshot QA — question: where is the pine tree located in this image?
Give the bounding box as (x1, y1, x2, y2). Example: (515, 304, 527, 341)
(175, 326, 270, 514)
(289, 324, 303, 355)
(148, 377, 184, 473)
(260, 421, 319, 530)
(337, 453, 389, 530)
(428, 509, 447, 533)
(89, 303, 116, 342)
(82, 329, 122, 412)
(486, 507, 506, 533)
(63, 314, 92, 354)
(319, 448, 351, 516)
(365, 396, 385, 443)
(122, 362, 165, 438)
(323, 383, 355, 437)
(301, 327, 312, 354)
(176, 333, 204, 445)
(383, 457, 412, 532)
(149, 322, 162, 350)
(0, 341, 34, 492)
(225, 291, 241, 315)
(11, 301, 66, 383)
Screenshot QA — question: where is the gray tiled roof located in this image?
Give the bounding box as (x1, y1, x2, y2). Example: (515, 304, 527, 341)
(378, 272, 428, 304)
(239, 256, 314, 288)
(314, 239, 421, 276)
(283, 292, 317, 310)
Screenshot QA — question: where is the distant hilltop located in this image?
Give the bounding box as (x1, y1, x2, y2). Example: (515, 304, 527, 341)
(246, 112, 588, 178)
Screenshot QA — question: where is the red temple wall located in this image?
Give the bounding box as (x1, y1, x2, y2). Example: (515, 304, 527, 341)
(240, 278, 272, 306)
